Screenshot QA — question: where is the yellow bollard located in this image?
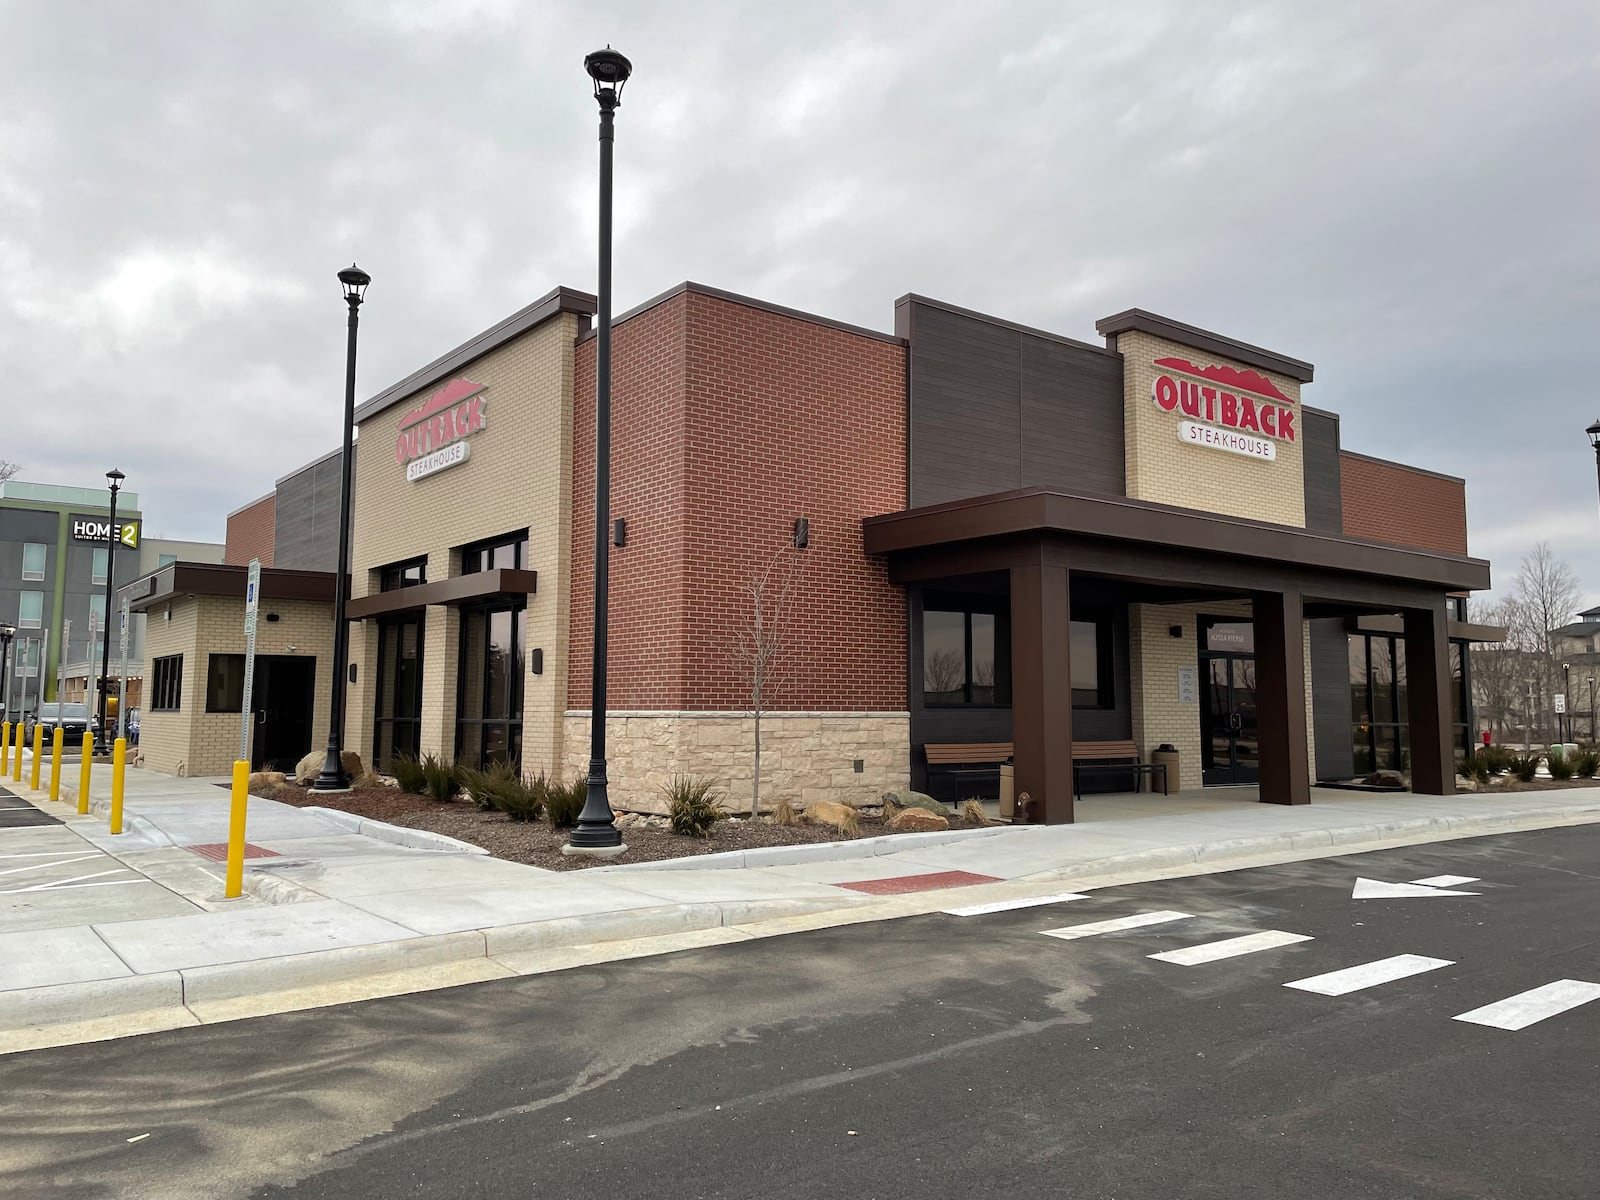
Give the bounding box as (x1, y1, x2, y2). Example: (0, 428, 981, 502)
(78, 732, 93, 815)
(109, 737, 127, 834)
(225, 759, 250, 899)
(30, 724, 43, 790)
(1, 720, 9, 775)
(48, 726, 63, 801)
(11, 724, 21, 782)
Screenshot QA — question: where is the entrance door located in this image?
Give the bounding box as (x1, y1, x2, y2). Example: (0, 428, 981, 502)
(1199, 619, 1259, 787)
(252, 656, 317, 772)
(373, 614, 425, 774)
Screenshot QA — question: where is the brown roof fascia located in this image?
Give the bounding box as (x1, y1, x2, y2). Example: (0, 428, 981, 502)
(577, 281, 904, 347)
(894, 294, 1120, 359)
(862, 487, 1489, 592)
(124, 562, 336, 612)
(354, 286, 597, 425)
(1095, 308, 1314, 382)
(344, 568, 538, 620)
(1352, 613, 1508, 643)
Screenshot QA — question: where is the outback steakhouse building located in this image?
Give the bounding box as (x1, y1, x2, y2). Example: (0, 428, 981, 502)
(136, 280, 1495, 817)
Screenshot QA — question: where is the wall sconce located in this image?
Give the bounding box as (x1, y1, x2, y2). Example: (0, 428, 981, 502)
(793, 517, 809, 549)
(1169, 625, 1183, 639)
(266, 613, 281, 623)
(613, 518, 626, 547)
(531, 648, 544, 675)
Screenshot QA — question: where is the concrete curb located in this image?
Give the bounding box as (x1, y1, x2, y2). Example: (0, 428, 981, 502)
(594, 822, 1025, 873)
(301, 806, 490, 856)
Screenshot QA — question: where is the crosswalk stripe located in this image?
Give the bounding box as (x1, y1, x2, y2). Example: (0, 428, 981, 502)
(1410, 875, 1480, 887)
(1040, 911, 1192, 940)
(1149, 930, 1313, 966)
(1284, 954, 1454, 996)
(1452, 980, 1600, 1031)
(942, 892, 1090, 916)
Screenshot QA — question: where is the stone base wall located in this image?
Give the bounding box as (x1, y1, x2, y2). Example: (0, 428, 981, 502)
(562, 711, 910, 814)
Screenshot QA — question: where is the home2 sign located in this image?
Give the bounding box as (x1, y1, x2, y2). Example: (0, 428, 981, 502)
(396, 377, 489, 482)
(1151, 356, 1294, 462)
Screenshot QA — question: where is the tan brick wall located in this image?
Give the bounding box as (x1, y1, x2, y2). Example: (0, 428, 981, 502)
(349, 311, 579, 776)
(135, 595, 333, 778)
(1128, 600, 1315, 791)
(562, 710, 910, 814)
(1119, 330, 1307, 527)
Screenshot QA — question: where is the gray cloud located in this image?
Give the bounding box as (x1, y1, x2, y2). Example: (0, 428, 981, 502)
(2, 0, 1596, 598)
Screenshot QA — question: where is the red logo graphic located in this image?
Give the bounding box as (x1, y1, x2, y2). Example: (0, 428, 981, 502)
(394, 377, 488, 465)
(1151, 357, 1295, 444)
(1153, 357, 1291, 404)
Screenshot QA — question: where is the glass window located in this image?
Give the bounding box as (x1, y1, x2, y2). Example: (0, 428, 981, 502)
(1349, 635, 1369, 725)
(1070, 619, 1113, 708)
(380, 558, 427, 591)
(158, 553, 178, 567)
(90, 594, 106, 625)
(460, 531, 527, 575)
(151, 655, 183, 711)
(205, 654, 246, 712)
(21, 543, 46, 581)
(18, 591, 43, 628)
(92, 547, 109, 584)
(455, 605, 524, 771)
(19, 640, 40, 677)
(921, 604, 1012, 707)
(1370, 638, 1395, 724)
(1205, 622, 1254, 654)
(923, 611, 965, 704)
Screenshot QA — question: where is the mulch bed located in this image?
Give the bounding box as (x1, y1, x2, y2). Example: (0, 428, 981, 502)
(263, 781, 982, 871)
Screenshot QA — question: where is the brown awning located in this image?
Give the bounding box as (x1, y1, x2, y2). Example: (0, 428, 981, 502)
(345, 568, 538, 620)
(1351, 614, 1507, 643)
(123, 563, 336, 612)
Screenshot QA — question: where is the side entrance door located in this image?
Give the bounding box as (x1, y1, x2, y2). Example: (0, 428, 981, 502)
(252, 656, 317, 772)
(1199, 618, 1259, 787)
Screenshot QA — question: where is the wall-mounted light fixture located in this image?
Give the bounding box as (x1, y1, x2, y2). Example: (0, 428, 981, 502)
(793, 517, 809, 549)
(531, 648, 545, 675)
(1169, 625, 1183, 639)
(266, 613, 281, 623)
(613, 518, 626, 547)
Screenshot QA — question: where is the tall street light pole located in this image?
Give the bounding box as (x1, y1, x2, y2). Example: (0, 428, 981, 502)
(0, 623, 14, 724)
(566, 46, 632, 856)
(1587, 420, 1600, 520)
(311, 264, 371, 792)
(96, 470, 125, 753)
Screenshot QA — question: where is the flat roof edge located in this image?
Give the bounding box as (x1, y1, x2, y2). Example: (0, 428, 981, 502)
(1095, 308, 1315, 382)
(1339, 448, 1466, 486)
(895, 294, 1120, 359)
(579, 281, 903, 347)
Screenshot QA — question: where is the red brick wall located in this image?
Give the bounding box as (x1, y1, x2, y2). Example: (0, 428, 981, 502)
(225, 494, 275, 567)
(1340, 452, 1468, 554)
(570, 288, 908, 711)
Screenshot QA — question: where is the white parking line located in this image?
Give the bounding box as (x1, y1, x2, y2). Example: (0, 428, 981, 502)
(1284, 954, 1454, 996)
(1410, 875, 1480, 888)
(943, 892, 1089, 916)
(1149, 930, 1313, 966)
(0, 868, 138, 895)
(0, 854, 101, 879)
(1040, 911, 1193, 940)
(1452, 980, 1600, 1031)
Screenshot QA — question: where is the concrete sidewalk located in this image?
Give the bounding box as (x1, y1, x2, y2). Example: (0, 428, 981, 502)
(5, 750, 1600, 1054)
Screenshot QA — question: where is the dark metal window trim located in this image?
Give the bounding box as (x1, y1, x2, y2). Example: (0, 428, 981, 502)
(921, 595, 1011, 709)
(204, 653, 246, 713)
(379, 556, 428, 593)
(459, 530, 528, 576)
(453, 599, 526, 770)
(151, 654, 183, 711)
(372, 612, 426, 772)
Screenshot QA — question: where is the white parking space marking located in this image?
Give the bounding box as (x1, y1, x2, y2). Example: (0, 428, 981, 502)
(1284, 954, 1454, 996)
(0, 854, 100, 879)
(1149, 930, 1313, 966)
(1040, 911, 1193, 940)
(943, 892, 1090, 916)
(1452, 980, 1600, 1031)
(1352, 878, 1479, 899)
(1410, 875, 1480, 888)
(0, 868, 143, 895)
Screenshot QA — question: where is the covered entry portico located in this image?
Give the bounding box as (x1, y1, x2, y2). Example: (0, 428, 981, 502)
(864, 488, 1491, 824)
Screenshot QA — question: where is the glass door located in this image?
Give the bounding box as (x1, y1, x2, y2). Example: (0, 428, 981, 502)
(373, 614, 424, 773)
(455, 603, 524, 771)
(1199, 619, 1259, 787)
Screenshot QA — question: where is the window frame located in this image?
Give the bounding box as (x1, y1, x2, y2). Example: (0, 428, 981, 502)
(379, 556, 428, 592)
(205, 653, 247, 713)
(91, 546, 109, 585)
(21, 542, 46, 582)
(920, 594, 1012, 709)
(459, 530, 528, 575)
(17, 590, 43, 629)
(150, 654, 184, 712)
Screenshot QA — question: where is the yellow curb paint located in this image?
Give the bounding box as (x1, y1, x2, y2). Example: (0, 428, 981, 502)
(225, 759, 249, 899)
(78, 732, 93, 814)
(109, 738, 127, 835)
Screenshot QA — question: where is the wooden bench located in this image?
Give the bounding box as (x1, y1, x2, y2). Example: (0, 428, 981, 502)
(921, 740, 1168, 802)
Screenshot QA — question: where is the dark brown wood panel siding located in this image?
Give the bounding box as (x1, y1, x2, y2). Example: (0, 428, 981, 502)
(1309, 616, 1355, 780)
(1302, 409, 1342, 533)
(907, 301, 1123, 507)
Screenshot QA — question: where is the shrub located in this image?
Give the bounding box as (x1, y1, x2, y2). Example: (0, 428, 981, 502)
(770, 797, 799, 826)
(420, 753, 459, 802)
(545, 776, 587, 829)
(462, 762, 546, 821)
(392, 753, 427, 795)
(1546, 747, 1575, 781)
(1506, 752, 1540, 783)
(1570, 749, 1599, 779)
(961, 798, 992, 826)
(1480, 745, 1512, 776)
(664, 776, 728, 838)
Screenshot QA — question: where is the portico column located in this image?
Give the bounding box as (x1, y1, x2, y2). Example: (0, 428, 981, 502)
(1010, 546, 1073, 824)
(1252, 589, 1311, 805)
(1403, 602, 1455, 796)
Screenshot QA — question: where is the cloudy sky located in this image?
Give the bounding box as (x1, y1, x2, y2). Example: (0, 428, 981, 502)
(2, 1, 1596, 600)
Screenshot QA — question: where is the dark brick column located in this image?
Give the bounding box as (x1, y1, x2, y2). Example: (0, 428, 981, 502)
(1010, 545, 1074, 824)
(1253, 589, 1311, 805)
(1404, 602, 1456, 796)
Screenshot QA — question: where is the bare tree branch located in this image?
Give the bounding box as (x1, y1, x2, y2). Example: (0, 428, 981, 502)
(0, 460, 20, 485)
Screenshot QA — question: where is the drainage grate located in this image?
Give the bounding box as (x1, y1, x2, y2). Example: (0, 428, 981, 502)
(185, 842, 281, 862)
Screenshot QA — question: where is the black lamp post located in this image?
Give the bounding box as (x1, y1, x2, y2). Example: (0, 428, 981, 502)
(1562, 661, 1571, 744)
(1588, 420, 1600, 516)
(566, 46, 632, 854)
(311, 263, 370, 792)
(96, 469, 125, 753)
(0, 623, 14, 725)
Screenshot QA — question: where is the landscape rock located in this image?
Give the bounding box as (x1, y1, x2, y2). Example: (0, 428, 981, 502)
(294, 749, 366, 786)
(1361, 769, 1406, 788)
(882, 790, 951, 816)
(248, 770, 287, 790)
(803, 801, 858, 829)
(888, 808, 950, 832)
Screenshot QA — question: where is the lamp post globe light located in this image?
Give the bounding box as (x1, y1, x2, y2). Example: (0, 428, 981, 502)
(1587, 420, 1600, 514)
(95, 469, 125, 753)
(310, 263, 371, 792)
(0, 622, 14, 725)
(565, 46, 633, 857)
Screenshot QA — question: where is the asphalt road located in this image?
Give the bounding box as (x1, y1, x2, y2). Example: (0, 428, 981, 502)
(2, 825, 1597, 1199)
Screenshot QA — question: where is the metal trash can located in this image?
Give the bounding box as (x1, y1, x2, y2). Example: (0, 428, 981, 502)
(1149, 744, 1180, 796)
(999, 760, 1015, 819)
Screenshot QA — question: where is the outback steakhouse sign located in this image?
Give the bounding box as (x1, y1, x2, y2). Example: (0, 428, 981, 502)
(1151, 356, 1294, 462)
(396, 376, 488, 482)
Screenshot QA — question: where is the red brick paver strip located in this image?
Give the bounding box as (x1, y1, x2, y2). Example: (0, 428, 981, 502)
(184, 843, 281, 862)
(837, 870, 1002, 895)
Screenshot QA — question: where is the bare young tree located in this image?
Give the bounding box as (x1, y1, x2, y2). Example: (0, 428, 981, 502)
(1467, 596, 1524, 743)
(727, 540, 804, 816)
(0, 460, 20, 485)
(1509, 541, 1583, 742)
(924, 649, 964, 697)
